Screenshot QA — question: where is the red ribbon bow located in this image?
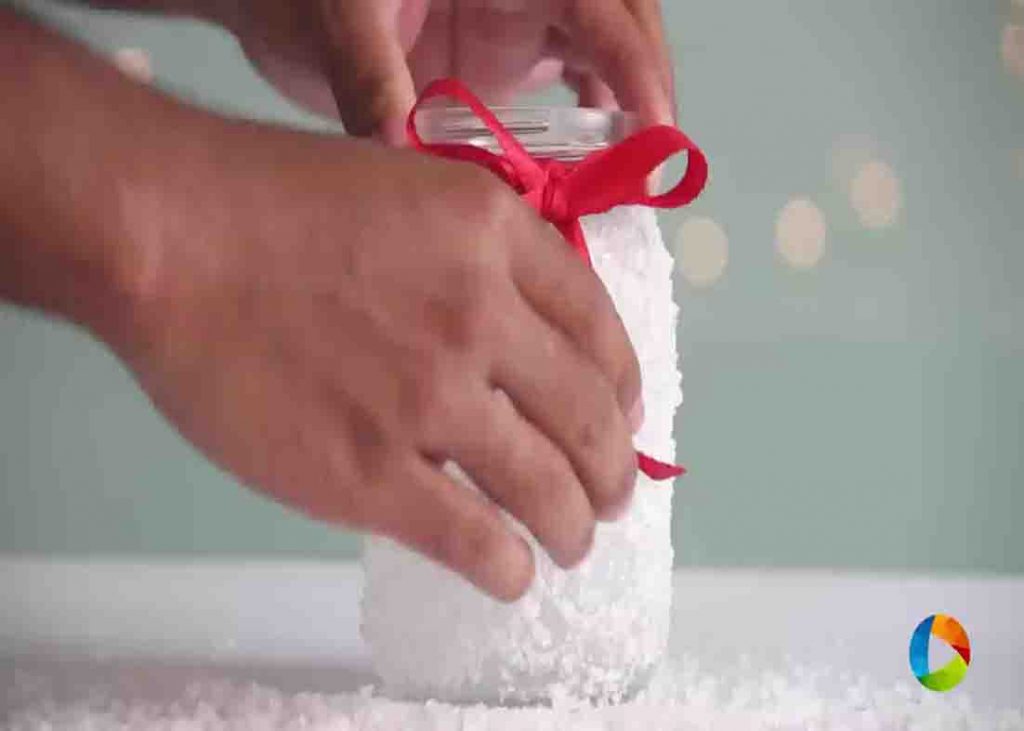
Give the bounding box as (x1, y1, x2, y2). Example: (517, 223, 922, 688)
(407, 79, 708, 481)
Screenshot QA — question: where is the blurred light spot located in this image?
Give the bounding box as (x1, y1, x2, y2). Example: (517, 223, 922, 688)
(1014, 149, 1024, 179)
(1003, 24, 1024, 78)
(850, 160, 902, 229)
(776, 198, 826, 270)
(113, 48, 153, 83)
(831, 133, 878, 189)
(674, 216, 728, 288)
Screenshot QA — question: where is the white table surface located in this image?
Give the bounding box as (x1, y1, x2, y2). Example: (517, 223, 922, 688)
(1, 559, 1021, 716)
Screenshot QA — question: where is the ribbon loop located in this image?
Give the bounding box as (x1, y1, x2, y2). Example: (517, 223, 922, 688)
(408, 79, 709, 481)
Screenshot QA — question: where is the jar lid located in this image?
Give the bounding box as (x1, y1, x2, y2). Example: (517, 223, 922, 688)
(413, 106, 640, 161)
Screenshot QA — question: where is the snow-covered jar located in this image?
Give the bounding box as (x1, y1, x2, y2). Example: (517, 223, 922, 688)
(361, 105, 684, 705)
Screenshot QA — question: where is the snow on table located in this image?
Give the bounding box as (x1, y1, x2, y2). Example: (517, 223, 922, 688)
(1, 560, 1021, 729)
(4, 656, 1022, 730)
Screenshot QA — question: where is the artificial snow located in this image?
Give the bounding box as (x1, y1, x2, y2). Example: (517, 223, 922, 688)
(6, 658, 1023, 730)
(361, 207, 680, 704)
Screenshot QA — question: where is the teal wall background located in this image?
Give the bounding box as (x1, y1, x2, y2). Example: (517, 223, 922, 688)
(2, 0, 1022, 572)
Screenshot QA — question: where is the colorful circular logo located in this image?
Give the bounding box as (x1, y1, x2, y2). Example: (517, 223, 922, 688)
(909, 614, 971, 691)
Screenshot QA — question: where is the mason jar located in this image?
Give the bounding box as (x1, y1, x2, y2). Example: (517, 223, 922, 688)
(360, 105, 682, 705)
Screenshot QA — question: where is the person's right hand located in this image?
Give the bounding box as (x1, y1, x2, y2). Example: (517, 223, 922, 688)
(113, 115, 642, 601)
(214, 0, 675, 144)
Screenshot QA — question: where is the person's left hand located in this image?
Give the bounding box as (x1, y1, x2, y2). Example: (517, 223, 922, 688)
(214, 0, 675, 143)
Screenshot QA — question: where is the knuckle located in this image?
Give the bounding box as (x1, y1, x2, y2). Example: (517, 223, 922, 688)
(351, 445, 399, 504)
(578, 294, 640, 411)
(331, 402, 396, 493)
(576, 303, 608, 351)
(535, 447, 575, 495)
(446, 271, 498, 352)
(400, 352, 459, 437)
(461, 170, 526, 257)
(422, 293, 488, 353)
(424, 245, 507, 355)
(573, 404, 637, 518)
(440, 513, 505, 577)
(580, 291, 630, 371)
(569, 384, 620, 458)
(308, 441, 397, 531)
(473, 169, 519, 220)
(478, 424, 518, 485)
(620, 342, 643, 407)
(575, 411, 607, 453)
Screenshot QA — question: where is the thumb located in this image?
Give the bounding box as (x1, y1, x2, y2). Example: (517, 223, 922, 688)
(318, 1, 415, 145)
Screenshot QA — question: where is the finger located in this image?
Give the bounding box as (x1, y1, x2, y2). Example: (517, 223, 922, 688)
(563, 67, 618, 110)
(317, 1, 416, 144)
(509, 221, 643, 428)
(434, 385, 597, 568)
(562, 0, 673, 126)
(491, 296, 638, 521)
(624, 0, 676, 120)
(383, 454, 535, 602)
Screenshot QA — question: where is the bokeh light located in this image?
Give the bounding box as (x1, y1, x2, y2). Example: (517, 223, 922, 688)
(113, 48, 153, 83)
(1014, 149, 1024, 179)
(1003, 24, 1024, 78)
(776, 198, 826, 270)
(850, 160, 903, 229)
(674, 216, 728, 288)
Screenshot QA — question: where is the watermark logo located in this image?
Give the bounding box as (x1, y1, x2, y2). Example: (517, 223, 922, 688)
(909, 614, 971, 691)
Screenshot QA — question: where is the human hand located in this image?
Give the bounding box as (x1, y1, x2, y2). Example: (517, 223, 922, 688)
(218, 0, 675, 143)
(114, 116, 642, 601)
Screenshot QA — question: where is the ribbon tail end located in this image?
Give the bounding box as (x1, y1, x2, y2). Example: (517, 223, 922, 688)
(637, 451, 686, 481)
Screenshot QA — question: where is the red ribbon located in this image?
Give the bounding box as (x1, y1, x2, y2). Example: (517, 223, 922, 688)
(407, 79, 708, 481)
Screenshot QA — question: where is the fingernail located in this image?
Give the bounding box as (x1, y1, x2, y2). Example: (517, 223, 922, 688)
(628, 398, 645, 435)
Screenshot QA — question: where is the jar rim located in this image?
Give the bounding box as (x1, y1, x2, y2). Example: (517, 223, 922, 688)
(413, 106, 640, 161)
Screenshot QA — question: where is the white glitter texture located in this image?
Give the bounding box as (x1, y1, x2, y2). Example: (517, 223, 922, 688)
(360, 206, 681, 704)
(8, 661, 1023, 730)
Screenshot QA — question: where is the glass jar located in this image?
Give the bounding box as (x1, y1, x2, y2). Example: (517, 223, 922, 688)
(360, 106, 682, 705)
